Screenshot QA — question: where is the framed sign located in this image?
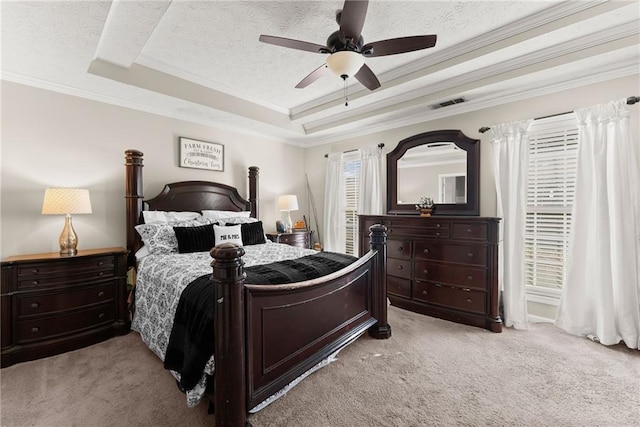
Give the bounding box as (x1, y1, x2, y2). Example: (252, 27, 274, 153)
(179, 137, 224, 171)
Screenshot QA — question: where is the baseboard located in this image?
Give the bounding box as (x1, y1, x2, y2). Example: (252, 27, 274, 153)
(528, 314, 555, 324)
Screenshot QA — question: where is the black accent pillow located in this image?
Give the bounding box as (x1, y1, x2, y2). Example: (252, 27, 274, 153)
(226, 221, 266, 245)
(173, 224, 216, 253)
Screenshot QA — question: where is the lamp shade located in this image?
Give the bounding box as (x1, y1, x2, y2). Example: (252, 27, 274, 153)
(42, 188, 92, 215)
(277, 195, 298, 212)
(326, 51, 365, 77)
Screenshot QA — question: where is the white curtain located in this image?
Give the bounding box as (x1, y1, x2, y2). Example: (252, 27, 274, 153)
(357, 146, 383, 254)
(555, 99, 640, 349)
(490, 120, 533, 330)
(323, 152, 345, 252)
(357, 146, 383, 215)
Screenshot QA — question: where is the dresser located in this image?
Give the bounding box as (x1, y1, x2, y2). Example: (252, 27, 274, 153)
(359, 215, 502, 332)
(1, 247, 130, 367)
(266, 231, 313, 249)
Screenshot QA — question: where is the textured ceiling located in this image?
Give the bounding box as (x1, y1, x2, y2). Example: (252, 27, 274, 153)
(2, 1, 639, 146)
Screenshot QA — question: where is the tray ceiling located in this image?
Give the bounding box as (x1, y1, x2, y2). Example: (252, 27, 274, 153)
(2, 1, 638, 146)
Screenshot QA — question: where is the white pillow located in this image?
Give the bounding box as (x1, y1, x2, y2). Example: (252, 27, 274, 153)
(143, 210, 201, 224)
(214, 224, 243, 247)
(202, 210, 251, 220)
(135, 245, 151, 261)
(221, 216, 258, 225)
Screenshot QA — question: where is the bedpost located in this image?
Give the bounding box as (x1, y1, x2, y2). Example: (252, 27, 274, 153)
(210, 243, 247, 427)
(248, 166, 259, 219)
(125, 149, 144, 267)
(368, 224, 392, 339)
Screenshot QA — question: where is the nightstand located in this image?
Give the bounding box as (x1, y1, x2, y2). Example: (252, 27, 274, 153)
(266, 231, 313, 249)
(1, 247, 130, 367)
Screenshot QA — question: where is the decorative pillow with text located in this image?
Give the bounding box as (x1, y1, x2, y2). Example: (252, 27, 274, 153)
(213, 224, 243, 247)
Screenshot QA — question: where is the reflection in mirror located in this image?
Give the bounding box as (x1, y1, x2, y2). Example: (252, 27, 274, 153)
(397, 142, 467, 205)
(387, 129, 480, 216)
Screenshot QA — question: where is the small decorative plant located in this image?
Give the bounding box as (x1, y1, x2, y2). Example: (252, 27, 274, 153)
(415, 196, 434, 211)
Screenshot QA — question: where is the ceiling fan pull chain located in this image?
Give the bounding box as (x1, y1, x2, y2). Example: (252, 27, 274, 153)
(343, 75, 349, 106)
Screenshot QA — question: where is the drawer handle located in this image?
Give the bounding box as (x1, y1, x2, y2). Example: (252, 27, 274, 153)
(434, 283, 442, 288)
(466, 298, 473, 303)
(423, 269, 429, 275)
(468, 252, 474, 258)
(397, 265, 403, 270)
(32, 280, 39, 286)
(31, 327, 40, 333)
(98, 313, 105, 319)
(97, 291, 105, 297)
(31, 268, 39, 274)
(422, 290, 428, 296)
(97, 261, 104, 266)
(436, 223, 441, 228)
(467, 228, 472, 233)
(98, 272, 105, 277)
(30, 302, 40, 309)
(467, 275, 473, 280)
(462, 288, 471, 292)
(423, 249, 430, 254)
(397, 246, 403, 251)
(435, 232, 440, 237)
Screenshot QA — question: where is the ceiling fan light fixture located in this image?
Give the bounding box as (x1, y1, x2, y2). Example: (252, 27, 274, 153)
(326, 51, 364, 77)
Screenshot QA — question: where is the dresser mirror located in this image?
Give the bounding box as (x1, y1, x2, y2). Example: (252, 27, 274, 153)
(387, 129, 480, 215)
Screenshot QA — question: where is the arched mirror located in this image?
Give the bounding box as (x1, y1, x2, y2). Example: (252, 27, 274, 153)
(387, 130, 480, 216)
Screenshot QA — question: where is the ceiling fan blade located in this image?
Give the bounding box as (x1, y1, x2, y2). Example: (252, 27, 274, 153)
(339, 0, 369, 42)
(295, 64, 329, 88)
(259, 35, 328, 54)
(354, 63, 380, 91)
(363, 35, 437, 57)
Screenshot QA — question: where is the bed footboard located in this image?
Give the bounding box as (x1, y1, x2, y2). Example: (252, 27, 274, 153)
(210, 225, 389, 427)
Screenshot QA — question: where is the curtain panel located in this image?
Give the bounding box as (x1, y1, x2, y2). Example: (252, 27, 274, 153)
(556, 99, 640, 349)
(323, 152, 345, 253)
(490, 120, 533, 330)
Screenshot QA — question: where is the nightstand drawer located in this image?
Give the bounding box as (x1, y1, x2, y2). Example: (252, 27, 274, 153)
(18, 269, 115, 290)
(16, 303, 115, 344)
(17, 283, 115, 317)
(17, 256, 115, 277)
(266, 231, 312, 249)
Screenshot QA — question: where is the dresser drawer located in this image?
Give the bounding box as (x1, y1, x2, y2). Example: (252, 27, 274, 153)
(17, 269, 115, 290)
(452, 223, 488, 241)
(412, 281, 486, 314)
(387, 240, 411, 259)
(17, 283, 115, 317)
(16, 304, 115, 344)
(414, 260, 487, 289)
(388, 225, 449, 239)
(414, 242, 487, 266)
(387, 276, 411, 298)
(387, 258, 411, 279)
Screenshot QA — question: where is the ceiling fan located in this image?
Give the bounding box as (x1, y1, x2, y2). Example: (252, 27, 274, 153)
(259, 0, 437, 92)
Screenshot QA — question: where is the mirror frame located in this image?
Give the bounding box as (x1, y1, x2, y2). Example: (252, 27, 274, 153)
(387, 129, 480, 216)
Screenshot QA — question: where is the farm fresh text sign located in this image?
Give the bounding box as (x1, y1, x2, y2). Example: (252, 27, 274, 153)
(179, 137, 224, 171)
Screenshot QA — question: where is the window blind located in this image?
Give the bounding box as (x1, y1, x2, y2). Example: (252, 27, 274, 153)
(525, 114, 578, 295)
(343, 152, 360, 256)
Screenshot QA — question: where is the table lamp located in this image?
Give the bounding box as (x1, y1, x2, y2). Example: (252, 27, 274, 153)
(41, 188, 92, 256)
(277, 194, 298, 233)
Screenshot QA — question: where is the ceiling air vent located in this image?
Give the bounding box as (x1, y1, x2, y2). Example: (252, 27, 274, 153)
(430, 97, 467, 110)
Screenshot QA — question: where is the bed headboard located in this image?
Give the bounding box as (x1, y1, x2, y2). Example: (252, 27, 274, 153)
(124, 149, 259, 266)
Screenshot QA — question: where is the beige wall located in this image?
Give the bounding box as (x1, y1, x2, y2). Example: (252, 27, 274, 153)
(0, 81, 307, 257)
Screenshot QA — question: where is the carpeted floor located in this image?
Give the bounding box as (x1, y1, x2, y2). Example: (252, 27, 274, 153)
(1, 306, 639, 426)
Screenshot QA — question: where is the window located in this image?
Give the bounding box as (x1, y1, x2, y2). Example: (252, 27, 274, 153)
(343, 152, 360, 256)
(525, 114, 579, 298)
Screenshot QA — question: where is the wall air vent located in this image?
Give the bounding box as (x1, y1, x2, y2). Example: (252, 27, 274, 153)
(430, 97, 467, 110)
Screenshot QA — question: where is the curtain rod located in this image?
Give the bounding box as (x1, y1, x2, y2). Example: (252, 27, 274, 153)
(478, 95, 640, 134)
(324, 143, 384, 158)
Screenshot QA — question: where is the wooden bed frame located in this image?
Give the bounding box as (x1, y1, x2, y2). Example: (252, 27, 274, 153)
(124, 150, 391, 426)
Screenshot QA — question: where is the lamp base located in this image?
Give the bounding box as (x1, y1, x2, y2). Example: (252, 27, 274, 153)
(285, 211, 293, 233)
(59, 214, 78, 257)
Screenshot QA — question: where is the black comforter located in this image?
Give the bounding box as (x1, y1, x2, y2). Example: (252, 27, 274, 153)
(164, 251, 357, 390)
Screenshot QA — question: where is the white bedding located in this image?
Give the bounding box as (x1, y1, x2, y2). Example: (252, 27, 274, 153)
(131, 241, 315, 407)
